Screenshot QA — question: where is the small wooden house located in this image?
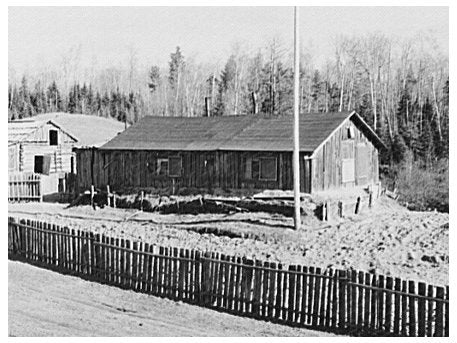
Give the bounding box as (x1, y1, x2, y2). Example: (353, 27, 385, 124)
(8, 113, 125, 195)
(76, 111, 385, 195)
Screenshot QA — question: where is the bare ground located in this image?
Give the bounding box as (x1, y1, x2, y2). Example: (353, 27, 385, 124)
(8, 261, 332, 337)
(8, 196, 448, 286)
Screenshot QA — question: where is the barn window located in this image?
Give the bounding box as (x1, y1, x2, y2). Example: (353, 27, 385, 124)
(169, 156, 182, 177)
(260, 157, 277, 181)
(49, 130, 58, 146)
(157, 158, 169, 176)
(345, 126, 354, 140)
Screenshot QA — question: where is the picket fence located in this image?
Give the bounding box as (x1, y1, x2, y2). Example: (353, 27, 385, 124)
(8, 217, 449, 337)
(8, 173, 42, 202)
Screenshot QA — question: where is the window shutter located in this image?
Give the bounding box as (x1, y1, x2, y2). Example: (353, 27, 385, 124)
(42, 155, 52, 175)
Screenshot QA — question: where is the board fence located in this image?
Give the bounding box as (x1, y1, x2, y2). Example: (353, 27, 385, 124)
(8, 217, 449, 337)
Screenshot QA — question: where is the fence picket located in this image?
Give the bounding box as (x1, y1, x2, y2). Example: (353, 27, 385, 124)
(435, 287, 444, 337)
(418, 282, 426, 336)
(275, 263, 283, 321)
(408, 280, 416, 336)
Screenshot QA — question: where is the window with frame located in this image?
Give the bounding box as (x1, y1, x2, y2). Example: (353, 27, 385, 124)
(156, 158, 169, 176)
(169, 156, 182, 177)
(49, 130, 58, 146)
(260, 157, 277, 181)
(251, 157, 277, 181)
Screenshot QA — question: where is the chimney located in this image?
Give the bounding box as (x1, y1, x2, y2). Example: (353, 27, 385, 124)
(205, 97, 211, 117)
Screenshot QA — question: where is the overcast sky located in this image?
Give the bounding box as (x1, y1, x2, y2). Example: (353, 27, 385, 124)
(9, 6, 449, 74)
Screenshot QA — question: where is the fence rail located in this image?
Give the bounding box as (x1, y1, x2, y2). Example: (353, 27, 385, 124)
(8, 217, 449, 337)
(8, 173, 42, 202)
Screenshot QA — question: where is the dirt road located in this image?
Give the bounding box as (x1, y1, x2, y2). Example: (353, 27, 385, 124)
(8, 261, 332, 337)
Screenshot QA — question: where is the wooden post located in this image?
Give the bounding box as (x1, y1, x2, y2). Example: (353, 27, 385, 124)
(90, 185, 95, 210)
(140, 191, 144, 211)
(355, 196, 361, 214)
(107, 185, 111, 207)
(292, 6, 301, 230)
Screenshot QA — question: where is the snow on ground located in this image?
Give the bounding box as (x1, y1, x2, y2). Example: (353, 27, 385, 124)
(8, 196, 448, 286)
(8, 261, 333, 337)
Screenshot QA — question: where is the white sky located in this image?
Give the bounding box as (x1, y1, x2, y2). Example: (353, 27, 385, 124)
(8, 6, 449, 74)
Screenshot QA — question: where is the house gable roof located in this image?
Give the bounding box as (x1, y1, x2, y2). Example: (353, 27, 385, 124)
(8, 119, 78, 145)
(100, 111, 385, 152)
(30, 113, 125, 147)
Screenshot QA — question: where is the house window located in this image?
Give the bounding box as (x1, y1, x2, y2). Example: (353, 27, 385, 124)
(251, 157, 277, 181)
(49, 130, 58, 146)
(157, 158, 169, 176)
(34, 155, 44, 174)
(169, 156, 182, 177)
(260, 157, 277, 181)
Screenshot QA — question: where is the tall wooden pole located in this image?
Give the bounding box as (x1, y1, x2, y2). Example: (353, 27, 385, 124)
(293, 6, 301, 230)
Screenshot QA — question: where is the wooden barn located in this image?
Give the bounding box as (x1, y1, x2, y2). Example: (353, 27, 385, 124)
(75, 111, 385, 195)
(8, 113, 125, 196)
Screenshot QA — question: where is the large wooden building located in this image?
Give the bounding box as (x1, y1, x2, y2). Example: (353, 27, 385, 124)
(76, 111, 385, 195)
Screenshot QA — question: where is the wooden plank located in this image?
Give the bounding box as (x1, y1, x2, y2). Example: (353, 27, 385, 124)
(233, 256, 242, 312)
(173, 247, 180, 300)
(253, 260, 262, 317)
(132, 241, 138, 290)
(426, 285, 434, 337)
(435, 286, 444, 337)
(165, 247, 172, 298)
(146, 244, 154, 293)
(226, 255, 236, 312)
(408, 280, 416, 336)
(338, 270, 346, 329)
(115, 238, 120, 286)
(287, 265, 296, 323)
(393, 277, 401, 335)
(120, 239, 125, 287)
(178, 248, 185, 300)
(281, 262, 288, 322)
(445, 285, 449, 337)
(155, 246, 162, 296)
(275, 263, 283, 321)
(312, 267, 321, 327)
(401, 280, 408, 336)
(223, 254, 231, 310)
(295, 265, 303, 324)
(194, 250, 202, 304)
(350, 270, 357, 329)
(110, 237, 116, 285)
(417, 282, 426, 336)
(378, 275, 385, 332)
(184, 249, 190, 301)
(216, 254, 226, 308)
(357, 271, 364, 330)
(308, 267, 316, 325)
(318, 269, 327, 328)
(331, 269, 338, 329)
(268, 262, 277, 319)
(262, 261, 270, 318)
(370, 274, 377, 331)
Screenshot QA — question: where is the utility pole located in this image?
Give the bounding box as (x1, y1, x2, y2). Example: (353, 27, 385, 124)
(293, 6, 301, 230)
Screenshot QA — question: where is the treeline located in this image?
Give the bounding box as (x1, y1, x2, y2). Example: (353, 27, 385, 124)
(8, 33, 449, 169)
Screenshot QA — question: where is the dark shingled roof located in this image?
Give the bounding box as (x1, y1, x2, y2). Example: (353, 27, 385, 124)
(100, 111, 385, 152)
